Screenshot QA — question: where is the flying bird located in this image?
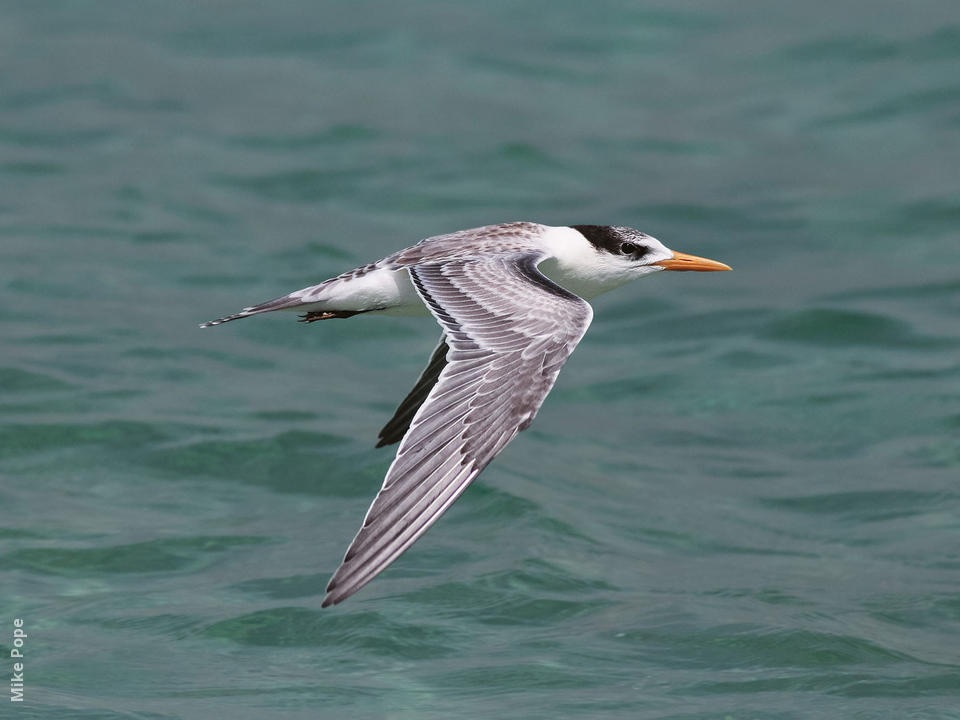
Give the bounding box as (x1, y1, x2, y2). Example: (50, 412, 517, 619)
(201, 222, 731, 606)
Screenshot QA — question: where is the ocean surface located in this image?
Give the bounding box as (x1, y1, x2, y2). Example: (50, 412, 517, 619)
(2, 1, 959, 718)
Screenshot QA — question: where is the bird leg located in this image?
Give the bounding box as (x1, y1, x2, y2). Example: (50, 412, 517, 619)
(299, 310, 363, 322)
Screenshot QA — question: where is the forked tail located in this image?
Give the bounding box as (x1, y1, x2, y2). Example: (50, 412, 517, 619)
(199, 292, 318, 328)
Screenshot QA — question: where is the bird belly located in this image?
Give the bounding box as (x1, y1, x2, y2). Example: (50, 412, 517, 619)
(304, 266, 428, 316)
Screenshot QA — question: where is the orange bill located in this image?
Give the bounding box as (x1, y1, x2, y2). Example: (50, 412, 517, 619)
(654, 251, 732, 272)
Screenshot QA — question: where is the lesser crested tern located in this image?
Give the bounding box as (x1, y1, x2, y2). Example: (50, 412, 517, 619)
(201, 222, 731, 606)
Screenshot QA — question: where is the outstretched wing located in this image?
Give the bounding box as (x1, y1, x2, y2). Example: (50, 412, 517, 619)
(322, 253, 593, 606)
(376, 335, 450, 448)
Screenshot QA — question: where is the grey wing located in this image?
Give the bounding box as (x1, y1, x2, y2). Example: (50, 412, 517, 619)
(376, 335, 449, 448)
(322, 254, 593, 606)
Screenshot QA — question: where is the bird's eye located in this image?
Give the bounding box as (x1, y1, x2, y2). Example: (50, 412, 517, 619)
(619, 242, 638, 255)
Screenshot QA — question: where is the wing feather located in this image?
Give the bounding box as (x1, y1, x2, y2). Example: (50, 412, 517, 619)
(322, 252, 592, 606)
(376, 336, 449, 447)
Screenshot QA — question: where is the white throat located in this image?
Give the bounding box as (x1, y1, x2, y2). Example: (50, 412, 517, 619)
(536, 225, 664, 299)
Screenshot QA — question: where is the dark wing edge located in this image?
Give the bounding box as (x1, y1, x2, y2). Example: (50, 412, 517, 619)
(322, 255, 593, 606)
(376, 335, 449, 447)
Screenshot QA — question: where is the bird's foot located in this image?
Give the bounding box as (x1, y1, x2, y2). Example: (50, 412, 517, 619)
(299, 310, 361, 322)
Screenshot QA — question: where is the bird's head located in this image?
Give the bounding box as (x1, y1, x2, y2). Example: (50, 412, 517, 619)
(545, 225, 731, 298)
(576, 224, 731, 273)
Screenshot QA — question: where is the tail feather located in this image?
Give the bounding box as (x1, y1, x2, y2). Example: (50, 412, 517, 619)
(199, 311, 257, 328)
(200, 292, 315, 328)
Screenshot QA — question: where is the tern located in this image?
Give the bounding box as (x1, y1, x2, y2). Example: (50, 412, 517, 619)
(201, 222, 731, 606)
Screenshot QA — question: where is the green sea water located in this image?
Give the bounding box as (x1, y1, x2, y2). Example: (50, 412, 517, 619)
(2, 1, 959, 718)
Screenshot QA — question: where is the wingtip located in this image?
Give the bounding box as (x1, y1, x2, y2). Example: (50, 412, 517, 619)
(321, 578, 345, 608)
